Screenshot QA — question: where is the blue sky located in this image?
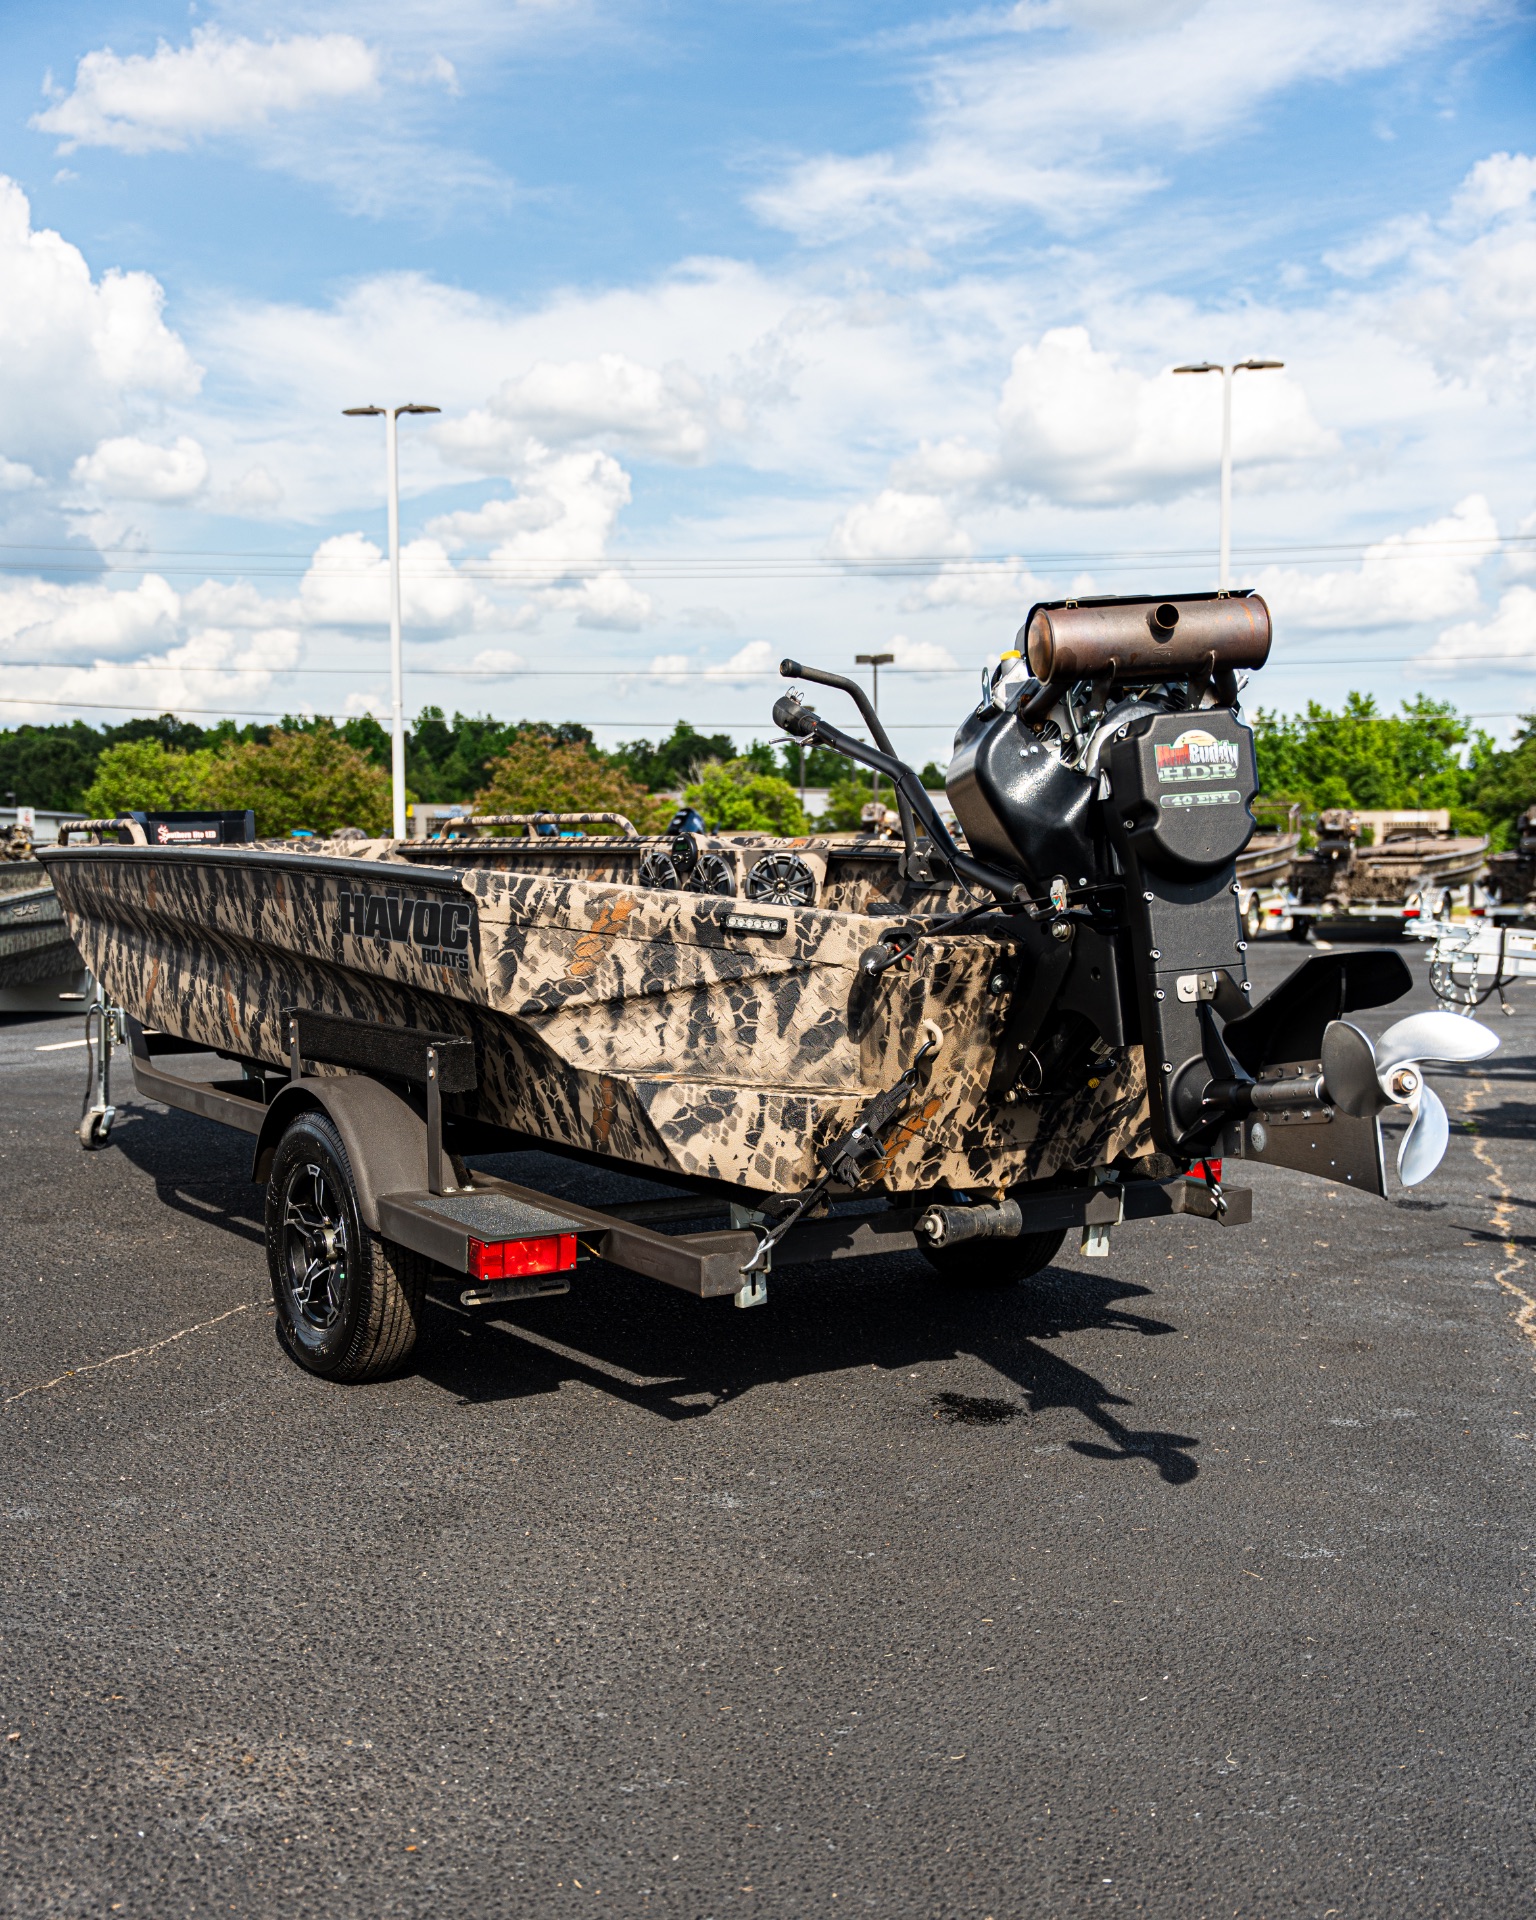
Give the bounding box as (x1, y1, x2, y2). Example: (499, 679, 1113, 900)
(1, 0, 1534, 772)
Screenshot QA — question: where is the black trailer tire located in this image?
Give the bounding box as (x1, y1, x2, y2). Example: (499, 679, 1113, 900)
(921, 1226, 1067, 1288)
(265, 1109, 426, 1382)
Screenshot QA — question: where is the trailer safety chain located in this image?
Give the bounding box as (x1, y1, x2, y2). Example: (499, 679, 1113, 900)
(1429, 925, 1517, 1014)
(739, 1034, 942, 1282)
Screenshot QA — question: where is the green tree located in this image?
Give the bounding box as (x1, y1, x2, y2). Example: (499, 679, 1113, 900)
(1468, 713, 1536, 849)
(0, 721, 106, 811)
(682, 760, 809, 834)
(474, 731, 671, 830)
(202, 724, 392, 836)
(82, 739, 215, 816)
(338, 713, 392, 770)
(1251, 694, 1487, 820)
(815, 777, 871, 832)
(612, 720, 738, 791)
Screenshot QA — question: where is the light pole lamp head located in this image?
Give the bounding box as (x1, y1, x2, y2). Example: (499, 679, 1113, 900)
(856, 652, 895, 667)
(1236, 359, 1284, 371)
(396, 404, 441, 416)
(1173, 362, 1220, 375)
(342, 405, 385, 416)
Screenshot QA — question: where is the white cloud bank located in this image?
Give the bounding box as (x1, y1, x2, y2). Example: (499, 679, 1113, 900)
(904, 328, 1334, 508)
(755, 0, 1502, 241)
(1255, 496, 1499, 631)
(72, 434, 208, 503)
(0, 177, 198, 476)
(429, 444, 654, 630)
(300, 533, 494, 631)
(1421, 585, 1536, 674)
(33, 28, 380, 153)
(441, 353, 733, 466)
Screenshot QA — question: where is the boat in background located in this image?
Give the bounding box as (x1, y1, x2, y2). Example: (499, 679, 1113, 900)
(0, 826, 88, 1011)
(1290, 808, 1488, 938)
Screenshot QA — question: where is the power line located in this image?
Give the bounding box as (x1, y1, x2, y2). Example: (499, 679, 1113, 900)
(0, 692, 929, 727)
(2, 534, 1530, 564)
(0, 653, 1527, 678)
(0, 535, 1531, 584)
(0, 692, 1527, 726)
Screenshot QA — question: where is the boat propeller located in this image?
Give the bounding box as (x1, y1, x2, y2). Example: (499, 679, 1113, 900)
(1319, 1012, 1499, 1186)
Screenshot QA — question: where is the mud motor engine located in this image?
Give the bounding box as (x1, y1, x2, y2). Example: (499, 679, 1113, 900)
(774, 592, 1493, 1193)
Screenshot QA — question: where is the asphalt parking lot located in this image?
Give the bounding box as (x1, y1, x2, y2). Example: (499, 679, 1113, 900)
(3, 940, 1534, 1919)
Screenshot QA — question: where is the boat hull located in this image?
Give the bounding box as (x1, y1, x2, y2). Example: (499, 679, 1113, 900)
(0, 883, 86, 1009)
(41, 842, 1155, 1198)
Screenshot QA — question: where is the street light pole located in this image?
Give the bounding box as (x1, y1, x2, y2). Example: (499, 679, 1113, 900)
(855, 651, 894, 805)
(1173, 359, 1283, 590)
(344, 401, 441, 839)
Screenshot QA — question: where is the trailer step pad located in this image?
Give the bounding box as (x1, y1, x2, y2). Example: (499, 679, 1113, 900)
(375, 1187, 585, 1275)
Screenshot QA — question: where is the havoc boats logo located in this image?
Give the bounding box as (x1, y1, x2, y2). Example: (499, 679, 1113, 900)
(1154, 728, 1241, 809)
(337, 888, 473, 973)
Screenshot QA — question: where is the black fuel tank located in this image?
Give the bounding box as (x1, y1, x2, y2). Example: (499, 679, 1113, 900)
(946, 706, 1102, 888)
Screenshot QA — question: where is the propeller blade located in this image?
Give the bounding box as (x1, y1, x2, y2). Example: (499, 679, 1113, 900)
(1398, 1084, 1450, 1187)
(1375, 1010, 1499, 1074)
(1320, 1020, 1387, 1117)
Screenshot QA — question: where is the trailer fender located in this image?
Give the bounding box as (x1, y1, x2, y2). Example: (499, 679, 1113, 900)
(252, 1077, 429, 1234)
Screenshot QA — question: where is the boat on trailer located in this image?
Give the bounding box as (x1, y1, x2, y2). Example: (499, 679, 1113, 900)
(40, 593, 1497, 1384)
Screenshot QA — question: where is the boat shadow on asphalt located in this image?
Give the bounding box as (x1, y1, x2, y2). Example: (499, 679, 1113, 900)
(105, 1104, 1202, 1485)
(103, 1104, 268, 1244)
(413, 1262, 1202, 1486)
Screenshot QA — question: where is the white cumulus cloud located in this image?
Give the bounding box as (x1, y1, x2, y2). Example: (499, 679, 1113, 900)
(0, 177, 198, 476)
(50, 626, 302, 713)
(33, 28, 380, 154)
(300, 533, 493, 630)
(72, 434, 208, 503)
(906, 328, 1333, 508)
(888, 634, 959, 673)
(1419, 584, 1536, 674)
(828, 489, 971, 561)
(441, 354, 725, 465)
(0, 574, 181, 663)
(1255, 496, 1499, 631)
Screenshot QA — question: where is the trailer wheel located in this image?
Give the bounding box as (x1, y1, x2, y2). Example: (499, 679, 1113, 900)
(266, 1109, 425, 1383)
(921, 1227, 1067, 1288)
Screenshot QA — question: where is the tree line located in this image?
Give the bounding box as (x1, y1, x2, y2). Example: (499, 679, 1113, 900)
(3, 695, 1533, 844)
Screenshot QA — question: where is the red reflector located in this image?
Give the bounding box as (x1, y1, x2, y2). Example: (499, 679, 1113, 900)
(1403, 906, 1421, 919)
(1194, 1158, 1222, 1182)
(467, 1232, 578, 1282)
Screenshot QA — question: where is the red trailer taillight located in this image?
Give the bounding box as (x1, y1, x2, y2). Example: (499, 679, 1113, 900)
(466, 1233, 579, 1283)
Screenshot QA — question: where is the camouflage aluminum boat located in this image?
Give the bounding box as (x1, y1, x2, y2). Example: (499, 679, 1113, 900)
(1292, 809, 1489, 928)
(40, 592, 1498, 1383)
(40, 820, 1149, 1198)
(0, 827, 88, 1010)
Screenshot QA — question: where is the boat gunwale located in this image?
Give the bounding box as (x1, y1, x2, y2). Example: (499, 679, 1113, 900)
(38, 843, 474, 889)
(38, 841, 991, 948)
